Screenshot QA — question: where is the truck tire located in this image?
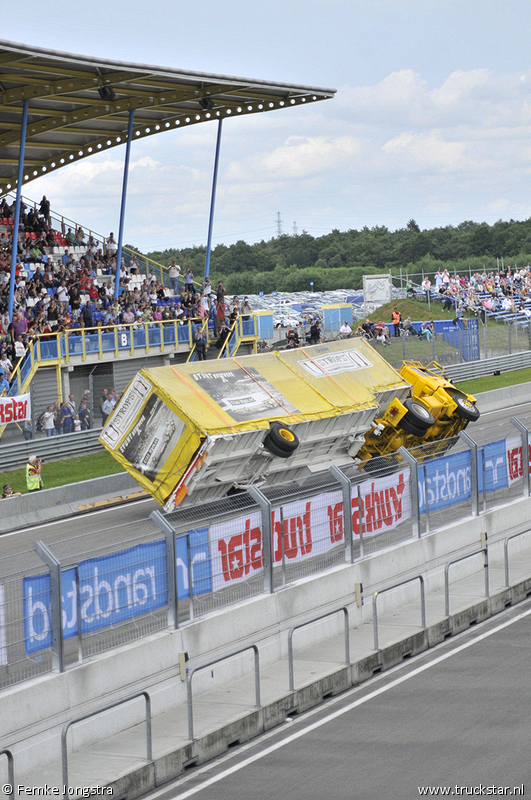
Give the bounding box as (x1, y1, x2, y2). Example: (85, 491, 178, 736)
(400, 399, 435, 431)
(263, 423, 299, 459)
(448, 394, 481, 422)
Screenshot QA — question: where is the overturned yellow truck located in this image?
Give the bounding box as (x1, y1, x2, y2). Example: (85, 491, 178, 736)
(100, 339, 480, 511)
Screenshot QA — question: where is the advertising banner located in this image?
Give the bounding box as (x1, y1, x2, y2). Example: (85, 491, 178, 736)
(211, 512, 263, 590)
(418, 450, 472, 514)
(0, 392, 31, 424)
(480, 439, 509, 493)
(506, 435, 531, 485)
(210, 470, 412, 590)
(23, 534, 212, 654)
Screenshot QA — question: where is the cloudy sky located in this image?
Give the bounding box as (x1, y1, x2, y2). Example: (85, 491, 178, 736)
(3, 0, 531, 254)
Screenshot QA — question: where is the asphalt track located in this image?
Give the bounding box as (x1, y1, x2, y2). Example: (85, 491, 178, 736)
(139, 599, 531, 800)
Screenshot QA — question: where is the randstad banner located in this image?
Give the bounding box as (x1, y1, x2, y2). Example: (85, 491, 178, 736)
(0, 393, 30, 424)
(23, 532, 211, 654)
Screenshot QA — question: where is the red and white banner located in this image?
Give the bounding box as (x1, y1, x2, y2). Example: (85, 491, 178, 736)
(0, 393, 30, 424)
(506, 435, 531, 485)
(210, 469, 412, 590)
(211, 512, 263, 590)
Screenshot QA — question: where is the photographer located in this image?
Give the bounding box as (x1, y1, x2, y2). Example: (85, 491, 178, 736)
(26, 455, 43, 493)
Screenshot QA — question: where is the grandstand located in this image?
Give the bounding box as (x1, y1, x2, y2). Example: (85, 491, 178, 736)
(0, 41, 335, 441)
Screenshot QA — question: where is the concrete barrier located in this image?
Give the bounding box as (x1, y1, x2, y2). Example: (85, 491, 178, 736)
(3, 493, 531, 789)
(0, 472, 144, 533)
(474, 383, 531, 413)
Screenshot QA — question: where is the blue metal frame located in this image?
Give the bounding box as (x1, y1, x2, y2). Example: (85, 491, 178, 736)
(114, 110, 135, 298)
(9, 98, 29, 321)
(204, 119, 223, 279)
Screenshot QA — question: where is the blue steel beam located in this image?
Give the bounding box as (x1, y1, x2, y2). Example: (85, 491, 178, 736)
(114, 109, 135, 299)
(8, 98, 29, 321)
(204, 119, 223, 280)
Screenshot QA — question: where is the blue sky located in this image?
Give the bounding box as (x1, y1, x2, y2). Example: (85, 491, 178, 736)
(4, 0, 531, 254)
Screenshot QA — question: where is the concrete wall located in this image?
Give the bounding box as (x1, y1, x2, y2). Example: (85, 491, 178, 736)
(3, 492, 531, 778)
(0, 472, 142, 533)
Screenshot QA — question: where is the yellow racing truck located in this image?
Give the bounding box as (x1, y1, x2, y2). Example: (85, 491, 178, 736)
(100, 340, 479, 511)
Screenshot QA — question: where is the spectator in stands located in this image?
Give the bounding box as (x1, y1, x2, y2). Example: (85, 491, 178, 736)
(168, 261, 181, 295)
(214, 298, 226, 335)
(240, 296, 252, 319)
(106, 233, 117, 256)
(184, 268, 195, 295)
(39, 196, 51, 227)
(0, 368, 9, 393)
(42, 405, 56, 437)
(78, 400, 90, 430)
(339, 321, 352, 338)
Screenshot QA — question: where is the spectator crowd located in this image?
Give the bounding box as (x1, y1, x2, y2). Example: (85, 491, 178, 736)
(0, 195, 255, 388)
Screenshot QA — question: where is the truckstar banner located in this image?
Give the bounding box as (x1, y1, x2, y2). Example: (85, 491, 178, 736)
(0, 393, 30, 424)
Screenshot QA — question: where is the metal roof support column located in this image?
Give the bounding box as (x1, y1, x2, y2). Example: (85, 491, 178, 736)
(204, 119, 223, 279)
(8, 98, 29, 322)
(114, 109, 135, 299)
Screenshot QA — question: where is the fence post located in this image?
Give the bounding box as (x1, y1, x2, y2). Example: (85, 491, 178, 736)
(398, 447, 420, 538)
(329, 465, 354, 564)
(458, 430, 479, 516)
(150, 510, 179, 629)
(511, 417, 531, 497)
(33, 541, 64, 672)
(247, 485, 274, 593)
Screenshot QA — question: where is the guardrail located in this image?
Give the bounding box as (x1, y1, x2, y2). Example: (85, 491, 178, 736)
(445, 351, 531, 383)
(0, 429, 103, 471)
(445, 547, 489, 623)
(61, 690, 152, 791)
(288, 607, 350, 691)
(187, 645, 261, 741)
(372, 576, 426, 651)
(0, 749, 14, 799)
(504, 530, 531, 588)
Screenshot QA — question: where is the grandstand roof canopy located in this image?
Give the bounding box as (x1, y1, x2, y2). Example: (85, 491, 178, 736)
(0, 40, 335, 197)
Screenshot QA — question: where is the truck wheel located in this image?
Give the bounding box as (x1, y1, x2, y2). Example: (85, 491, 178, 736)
(263, 423, 299, 459)
(398, 417, 427, 438)
(449, 394, 481, 422)
(401, 399, 434, 430)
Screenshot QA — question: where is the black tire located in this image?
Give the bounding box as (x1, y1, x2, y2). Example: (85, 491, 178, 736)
(399, 417, 428, 438)
(263, 423, 299, 459)
(449, 394, 481, 422)
(402, 399, 435, 430)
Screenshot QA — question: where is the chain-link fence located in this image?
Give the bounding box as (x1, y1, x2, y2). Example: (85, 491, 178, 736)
(1, 416, 530, 691)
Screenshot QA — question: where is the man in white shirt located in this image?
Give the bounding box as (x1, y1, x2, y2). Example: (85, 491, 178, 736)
(339, 321, 352, 338)
(106, 233, 117, 256)
(168, 261, 181, 295)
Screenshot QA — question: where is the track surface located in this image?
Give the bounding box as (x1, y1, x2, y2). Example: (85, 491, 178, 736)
(140, 600, 531, 800)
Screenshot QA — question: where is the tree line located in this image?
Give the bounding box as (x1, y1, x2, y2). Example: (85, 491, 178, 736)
(140, 217, 531, 294)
